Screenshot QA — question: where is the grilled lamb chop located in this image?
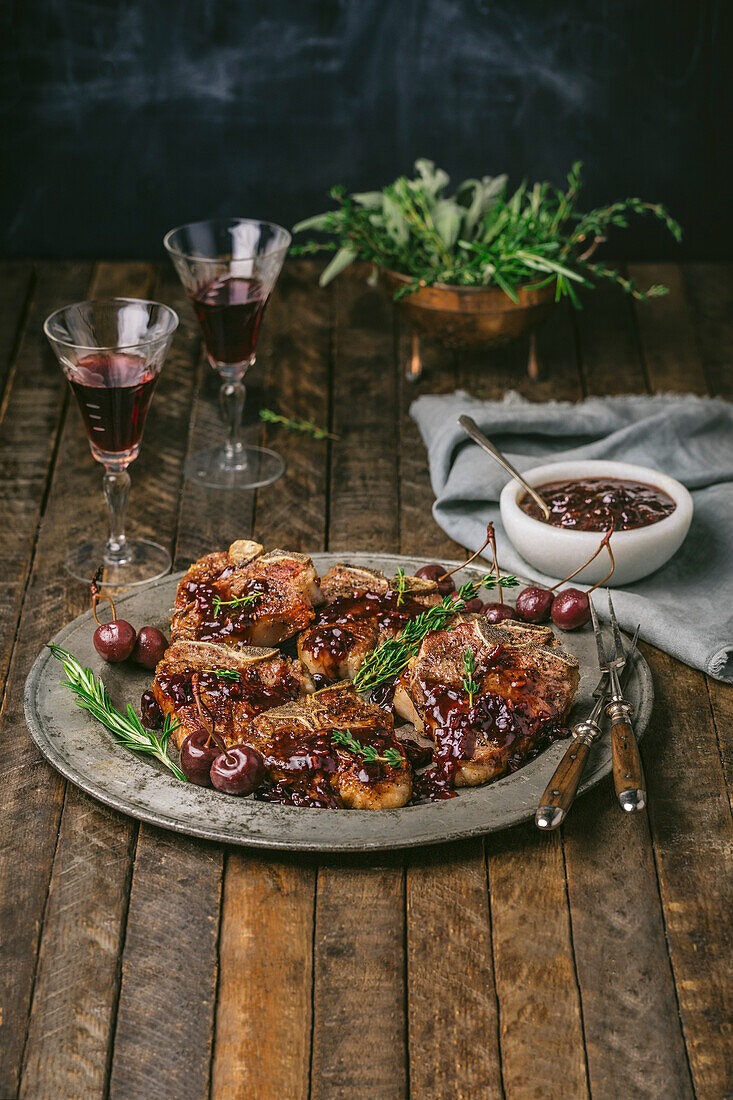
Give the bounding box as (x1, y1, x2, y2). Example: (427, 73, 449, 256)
(151, 639, 309, 751)
(297, 563, 440, 683)
(394, 614, 579, 791)
(171, 540, 323, 649)
(240, 684, 412, 809)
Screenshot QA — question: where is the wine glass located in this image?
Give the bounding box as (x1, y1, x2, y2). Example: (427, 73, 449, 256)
(163, 218, 291, 490)
(44, 297, 179, 587)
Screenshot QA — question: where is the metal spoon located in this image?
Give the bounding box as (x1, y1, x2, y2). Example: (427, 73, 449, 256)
(458, 414, 551, 520)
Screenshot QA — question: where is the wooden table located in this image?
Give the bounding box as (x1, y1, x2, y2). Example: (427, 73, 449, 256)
(0, 259, 730, 1100)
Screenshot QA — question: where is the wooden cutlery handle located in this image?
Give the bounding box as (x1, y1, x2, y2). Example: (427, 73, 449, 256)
(610, 709, 646, 812)
(535, 736, 593, 830)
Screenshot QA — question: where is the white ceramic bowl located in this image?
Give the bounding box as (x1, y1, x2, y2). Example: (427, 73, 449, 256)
(499, 459, 693, 586)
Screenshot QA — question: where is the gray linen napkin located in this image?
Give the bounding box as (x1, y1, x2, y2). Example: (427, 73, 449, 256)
(410, 390, 733, 682)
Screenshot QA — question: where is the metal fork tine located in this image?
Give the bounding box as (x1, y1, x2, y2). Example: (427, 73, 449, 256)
(607, 590, 625, 660)
(588, 596, 609, 669)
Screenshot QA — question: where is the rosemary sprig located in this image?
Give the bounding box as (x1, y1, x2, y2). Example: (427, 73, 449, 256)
(259, 408, 339, 441)
(483, 574, 519, 590)
(201, 668, 240, 682)
(394, 567, 407, 607)
(332, 728, 404, 769)
(49, 645, 186, 781)
(462, 648, 480, 707)
(212, 592, 260, 617)
(353, 574, 495, 693)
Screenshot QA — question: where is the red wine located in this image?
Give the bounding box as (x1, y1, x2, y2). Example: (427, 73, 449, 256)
(69, 352, 158, 458)
(192, 276, 268, 365)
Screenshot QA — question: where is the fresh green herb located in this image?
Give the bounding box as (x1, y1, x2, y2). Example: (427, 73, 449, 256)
(260, 408, 339, 441)
(293, 159, 681, 306)
(212, 592, 260, 617)
(201, 669, 240, 682)
(49, 645, 185, 781)
(331, 728, 404, 769)
(394, 567, 407, 607)
(353, 574, 494, 693)
(462, 648, 480, 707)
(483, 574, 519, 590)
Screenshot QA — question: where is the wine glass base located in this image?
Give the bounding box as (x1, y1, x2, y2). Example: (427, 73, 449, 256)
(183, 445, 285, 490)
(65, 539, 172, 588)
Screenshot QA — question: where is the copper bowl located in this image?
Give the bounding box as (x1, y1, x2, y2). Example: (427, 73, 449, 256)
(377, 268, 556, 349)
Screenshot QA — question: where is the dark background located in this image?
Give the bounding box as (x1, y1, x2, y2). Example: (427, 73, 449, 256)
(3, 0, 730, 259)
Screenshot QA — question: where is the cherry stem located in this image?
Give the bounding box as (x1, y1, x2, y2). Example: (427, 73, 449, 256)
(551, 526, 615, 591)
(587, 538, 616, 594)
(487, 523, 503, 603)
(191, 675, 226, 753)
(440, 524, 493, 581)
(90, 565, 117, 626)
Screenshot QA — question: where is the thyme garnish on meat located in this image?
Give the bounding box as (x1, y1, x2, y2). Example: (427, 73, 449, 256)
(212, 592, 260, 617)
(49, 645, 185, 780)
(462, 649, 480, 707)
(259, 408, 339, 441)
(394, 567, 407, 607)
(353, 573, 499, 692)
(331, 728, 404, 769)
(200, 669, 241, 682)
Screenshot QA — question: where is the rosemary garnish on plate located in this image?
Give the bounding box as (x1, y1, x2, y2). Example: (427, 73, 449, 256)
(49, 645, 186, 781)
(212, 592, 260, 617)
(462, 648, 480, 706)
(353, 573, 497, 693)
(259, 408, 339, 441)
(331, 728, 404, 769)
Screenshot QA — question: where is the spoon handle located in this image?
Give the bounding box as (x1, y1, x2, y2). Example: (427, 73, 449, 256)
(458, 415, 550, 519)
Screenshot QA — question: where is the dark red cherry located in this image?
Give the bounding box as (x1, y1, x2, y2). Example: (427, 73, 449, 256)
(515, 586, 554, 624)
(131, 626, 169, 669)
(460, 597, 485, 614)
(210, 744, 265, 795)
(415, 564, 455, 597)
(180, 728, 219, 787)
(551, 588, 591, 630)
(140, 690, 163, 730)
(93, 619, 137, 662)
(482, 602, 516, 623)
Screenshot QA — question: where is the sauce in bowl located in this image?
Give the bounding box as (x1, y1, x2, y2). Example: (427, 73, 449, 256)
(520, 477, 677, 532)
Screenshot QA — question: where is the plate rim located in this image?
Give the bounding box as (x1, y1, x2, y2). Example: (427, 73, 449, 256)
(24, 552, 654, 851)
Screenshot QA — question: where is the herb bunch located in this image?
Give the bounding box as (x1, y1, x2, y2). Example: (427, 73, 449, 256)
(293, 159, 681, 306)
(353, 573, 498, 693)
(50, 645, 185, 781)
(331, 728, 404, 769)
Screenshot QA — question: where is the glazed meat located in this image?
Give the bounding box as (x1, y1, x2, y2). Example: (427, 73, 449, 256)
(241, 684, 412, 809)
(151, 639, 309, 751)
(394, 614, 579, 790)
(171, 540, 323, 649)
(297, 563, 440, 683)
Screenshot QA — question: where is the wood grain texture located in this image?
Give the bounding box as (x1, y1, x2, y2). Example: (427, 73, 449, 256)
(682, 262, 733, 400)
(573, 277, 649, 396)
(310, 268, 407, 1100)
(406, 841, 502, 1100)
(17, 262, 182, 1100)
(628, 263, 708, 394)
(0, 261, 34, 398)
(210, 261, 329, 1100)
(487, 824, 589, 1099)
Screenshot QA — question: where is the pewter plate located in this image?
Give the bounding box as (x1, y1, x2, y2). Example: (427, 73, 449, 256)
(24, 553, 653, 851)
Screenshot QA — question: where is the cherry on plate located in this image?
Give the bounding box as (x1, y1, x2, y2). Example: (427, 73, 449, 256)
(131, 626, 169, 669)
(551, 588, 591, 630)
(180, 729, 219, 787)
(93, 619, 137, 662)
(515, 586, 554, 623)
(415, 564, 455, 597)
(460, 597, 485, 614)
(482, 602, 515, 623)
(210, 744, 265, 795)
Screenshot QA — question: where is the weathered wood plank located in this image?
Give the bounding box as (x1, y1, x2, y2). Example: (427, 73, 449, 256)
(682, 262, 733, 400)
(0, 260, 34, 399)
(310, 268, 407, 1100)
(628, 263, 707, 394)
(574, 278, 649, 396)
(0, 261, 94, 1099)
(210, 261, 328, 1100)
(18, 261, 189, 1100)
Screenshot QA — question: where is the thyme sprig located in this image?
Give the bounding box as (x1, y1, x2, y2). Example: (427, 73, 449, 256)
(201, 669, 240, 682)
(353, 573, 497, 693)
(293, 159, 681, 306)
(212, 592, 260, 617)
(332, 728, 404, 769)
(49, 645, 185, 781)
(462, 648, 480, 707)
(394, 567, 407, 607)
(259, 408, 339, 441)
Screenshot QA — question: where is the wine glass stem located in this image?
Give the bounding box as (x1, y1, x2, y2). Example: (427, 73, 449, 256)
(220, 378, 246, 460)
(103, 468, 131, 563)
